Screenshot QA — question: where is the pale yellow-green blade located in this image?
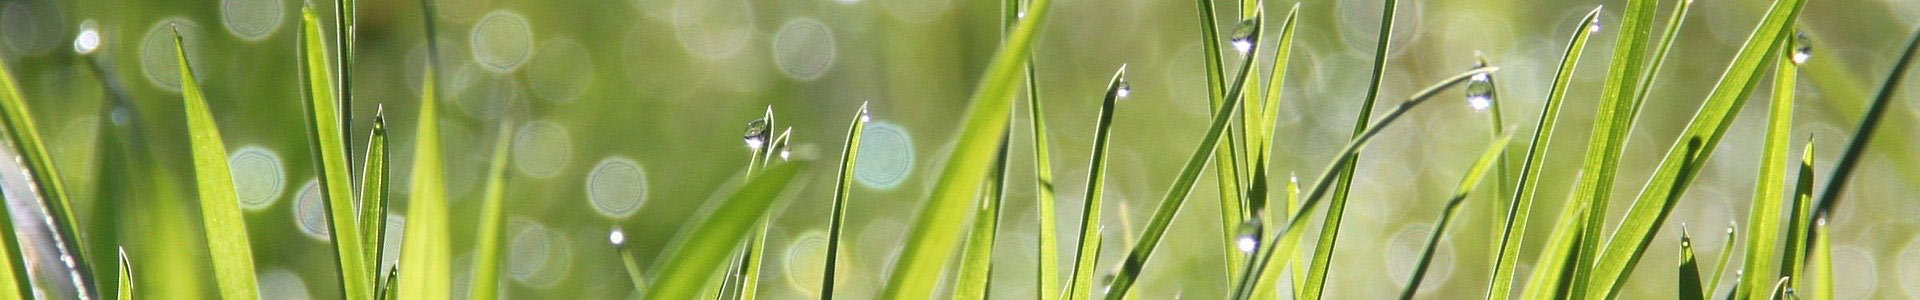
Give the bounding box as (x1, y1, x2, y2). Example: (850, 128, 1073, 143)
(396, 66, 450, 300)
(173, 29, 261, 300)
(297, 7, 372, 299)
(467, 121, 513, 300)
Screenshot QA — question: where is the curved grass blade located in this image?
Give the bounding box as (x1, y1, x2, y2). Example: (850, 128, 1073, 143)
(1584, 0, 1810, 295)
(1064, 66, 1127, 300)
(1766, 276, 1791, 300)
(1233, 66, 1500, 300)
(877, 0, 1055, 295)
(956, 137, 1012, 300)
(1395, 132, 1514, 300)
(1681, 229, 1704, 300)
(395, 65, 449, 300)
(1708, 223, 1736, 296)
(1305, 0, 1408, 295)
(1628, 0, 1697, 121)
(1241, 7, 1301, 299)
(116, 247, 131, 300)
(297, 8, 372, 299)
(0, 20, 94, 300)
(1810, 26, 1920, 228)
(1808, 218, 1831, 300)
(1518, 196, 1591, 300)
(0, 54, 36, 300)
(820, 103, 867, 300)
(1186, 0, 1247, 266)
(645, 162, 810, 300)
(611, 228, 648, 295)
(359, 110, 389, 275)
(1735, 34, 1803, 300)
(1796, 31, 1920, 189)
(466, 121, 514, 300)
(1471, 52, 1514, 222)
(1564, 0, 1664, 290)
(734, 127, 793, 300)
(173, 29, 260, 300)
(1486, 8, 1601, 300)
(1780, 141, 1813, 279)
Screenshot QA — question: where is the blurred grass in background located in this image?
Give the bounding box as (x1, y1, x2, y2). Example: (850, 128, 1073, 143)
(3, 0, 1919, 298)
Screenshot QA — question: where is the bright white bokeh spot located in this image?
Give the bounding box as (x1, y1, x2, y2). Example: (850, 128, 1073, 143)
(586, 156, 648, 219)
(228, 145, 287, 211)
(608, 229, 626, 245)
(671, 0, 753, 60)
(508, 219, 573, 288)
(512, 120, 574, 179)
(257, 269, 312, 300)
(528, 38, 594, 104)
(471, 10, 535, 73)
(1, 1, 60, 57)
(293, 179, 329, 240)
(882, 0, 951, 23)
(72, 20, 99, 55)
(219, 0, 286, 41)
(1384, 225, 1452, 292)
(1336, 0, 1424, 58)
(772, 18, 837, 81)
(853, 121, 914, 190)
(139, 18, 204, 92)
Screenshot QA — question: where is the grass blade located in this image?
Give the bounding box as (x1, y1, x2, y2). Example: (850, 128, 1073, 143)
(1780, 141, 1814, 280)
(877, 0, 1054, 294)
(1239, 6, 1300, 299)
(820, 103, 868, 299)
(359, 110, 389, 276)
(1395, 132, 1514, 300)
(1025, 57, 1060, 300)
(1766, 277, 1791, 300)
(1810, 26, 1920, 227)
(1681, 229, 1704, 300)
(117, 247, 132, 300)
(1628, 0, 1697, 121)
(395, 65, 450, 300)
(611, 228, 648, 295)
(298, 7, 372, 299)
(1064, 66, 1127, 300)
(1186, 0, 1247, 268)
(1708, 223, 1736, 296)
(0, 50, 38, 300)
(1563, 0, 1662, 290)
(0, 18, 94, 300)
(1304, 0, 1407, 295)
(1734, 33, 1803, 300)
(466, 121, 514, 300)
(1807, 219, 1831, 300)
(645, 162, 810, 300)
(1519, 203, 1591, 300)
(733, 127, 793, 300)
(335, 0, 356, 156)
(172, 28, 260, 300)
(956, 137, 1012, 300)
(1486, 8, 1601, 300)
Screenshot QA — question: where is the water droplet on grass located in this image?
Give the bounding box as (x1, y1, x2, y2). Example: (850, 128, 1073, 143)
(72, 20, 99, 55)
(1466, 59, 1495, 111)
(1234, 219, 1262, 254)
(1229, 19, 1256, 55)
(1115, 66, 1132, 99)
(586, 156, 649, 219)
(1791, 31, 1812, 65)
(608, 228, 626, 246)
(228, 145, 287, 211)
(744, 118, 770, 150)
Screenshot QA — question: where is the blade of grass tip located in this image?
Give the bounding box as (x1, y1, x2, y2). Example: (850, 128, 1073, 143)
(957, 135, 1013, 300)
(173, 28, 261, 300)
(1103, 11, 1262, 298)
(1305, 0, 1407, 295)
(466, 120, 514, 300)
(1486, 8, 1601, 300)
(736, 127, 793, 300)
(117, 247, 131, 300)
(298, 8, 372, 299)
(1064, 66, 1127, 300)
(335, 0, 356, 157)
(645, 162, 811, 300)
(611, 228, 648, 295)
(0, 187, 24, 298)
(878, 0, 1053, 295)
(1563, 0, 1662, 291)
(1766, 276, 1791, 300)
(1395, 132, 1514, 300)
(1780, 141, 1813, 279)
(1708, 222, 1736, 296)
(1240, 7, 1300, 299)
(1234, 66, 1501, 300)
(1469, 52, 1513, 218)
(821, 103, 867, 300)
(1797, 32, 1920, 190)
(1584, 0, 1810, 295)
(1736, 32, 1803, 300)
(359, 109, 389, 275)
(395, 65, 450, 300)
(1024, 39, 1061, 300)
(1810, 25, 1920, 231)
(1681, 228, 1705, 300)
(1807, 218, 1831, 300)
(0, 20, 95, 300)
(379, 266, 398, 300)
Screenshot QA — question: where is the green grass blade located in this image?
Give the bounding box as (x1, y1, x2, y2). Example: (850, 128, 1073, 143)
(1781, 141, 1814, 279)
(1766, 277, 1791, 300)
(1735, 34, 1803, 300)
(1584, 0, 1809, 295)
(1305, 0, 1408, 295)
(957, 138, 1013, 300)
(1808, 219, 1831, 300)
(379, 266, 398, 300)
(466, 121, 514, 300)
(1486, 8, 1600, 300)
(1519, 197, 1588, 300)
(1186, 0, 1246, 264)
(1628, 0, 1696, 121)
(1564, 0, 1662, 290)
(645, 162, 810, 300)
(395, 65, 450, 300)
(1681, 229, 1704, 300)
(359, 110, 389, 276)
(1395, 132, 1514, 300)
(877, 0, 1054, 295)
(821, 103, 867, 300)
(0, 49, 37, 300)
(298, 7, 372, 299)
(0, 17, 94, 300)
(117, 247, 132, 300)
(611, 228, 648, 295)
(1024, 59, 1060, 300)
(1064, 66, 1127, 300)
(1249, 3, 1300, 230)
(335, 0, 356, 156)
(173, 28, 261, 300)
(734, 128, 792, 300)
(1708, 223, 1736, 296)
(1811, 26, 1920, 225)
(1472, 52, 1513, 221)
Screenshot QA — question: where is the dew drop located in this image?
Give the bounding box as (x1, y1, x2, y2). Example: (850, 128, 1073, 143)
(1115, 76, 1132, 100)
(1791, 31, 1812, 65)
(858, 106, 872, 123)
(1229, 19, 1257, 54)
(1234, 219, 1262, 254)
(72, 20, 99, 55)
(1589, 19, 1602, 33)
(608, 228, 626, 246)
(743, 118, 770, 150)
(1466, 60, 1495, 111)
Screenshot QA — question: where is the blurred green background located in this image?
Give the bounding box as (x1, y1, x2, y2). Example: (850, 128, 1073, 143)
(2, 0, 1919, 298)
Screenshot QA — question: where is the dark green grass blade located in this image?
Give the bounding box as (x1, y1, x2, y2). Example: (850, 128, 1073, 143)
(1780, 141, 1813, 280)
(359, 111, 388, 276)
(1810, 26, 1920, 229)
(335, 0, 355, 157)
(1486, 8, 1601, 300)
(378, 266, 398, 300)
(117, 247, 131, 300)
(1231, 66, 1501, 300)
(298, 7, 372, 299)
(645, 162, 810, 300)
(1064, 66, 1127, 300)
(1808, 219, 1831, 300)
(1101, 11, 1263, 298)
(173, 29, 261, 300)
(0, 19, 94, 300)
(1304, 0, 1406, 295)
(1736, 35, 1803, 300)
(1681, 230, 1704, 300)
(0, 198, 22, 298)
(1395, 132, 1513, 300)
(1563, 0, 1662, 291)
(956, 137, 1012, 300)
(467, 121, 514, 300)
(878, 0, 1054, 295)
(821, 103, 867, 300)
(395, 65, 449, 300)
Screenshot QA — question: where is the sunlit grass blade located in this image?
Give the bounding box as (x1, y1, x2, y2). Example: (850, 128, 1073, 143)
(117, 247, 131, 300)
(1471, 52, 1513, 219)
(0, 188, 24, 298)
(1708, 223, 1736, 296)
(1563, 0, 1662, 290)
(395, 65, 450, 300)
(734, 127, 793, 300)
(1024, 58, 1060, 300)
(1766, 277, 1791, 300)
(611, 228, 647, 295)
(956, 137, 1012, 300)
(1186, 0, 1246, 268)
(466, 121, 514, 300)
(378, 266, 398, 300)
(1395, 131, 1513, 300)
(1064, 66, 1127, 300)
(1231, 66, 1502, 299)
(359, 110, 389, 276)
(1810, 26, 1920, 225)
(821, 103, 867, 300)
(1681, 229, 1704, 300)
(1486, 8, 1600, 300)
(1808, 219, 1831, 300)
(0, 16, 94, 300)
(172, 29, 260, 300)
(1628, 0, 1696, 120)
(1240, 6, 1300, 299)
(297, 7, 372, 299)
(1780, 141, 1814, 279)
(645, 162, 810, 300)
(1735, 33, 1803, 300)
(1305, 0, 1408, 294)
(1519, 198, 1589, 300)
(877, 0, 1054, 295)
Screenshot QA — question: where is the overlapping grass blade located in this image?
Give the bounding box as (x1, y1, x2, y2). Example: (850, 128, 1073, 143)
(1024, 57, 1061, 300)
(735, 127, 793, 300)
(116, 247, 131, 300)
(172, 29, 260, 300)
(1680, 229, 1704, 300)
(1808, 219, 1831, 300)
(335, 0, 356, 154)
(1735, 34, 1802, 300)
(395, 65, 450, 300)
(297, 7, 372, 299)
(877, 0, 1054, 295)
(956, 138, 1012, 300)
(1395, 132, 1513, 300)
(645, 162, 809, 300)
(1810, 26, 1920, 226)
(0, 190, 23, 298)
(1563, 0, 1662, 290)
(359, 111, 389, 275)
(1064, 66, 1127, 300)
(466, 121, 514, 300)
(0, 17, 93, 300)
(1628, 0, 1696, 120)
(1304, 0, 1407, 295)
(1780, 142, 1814, 279)
(1486, 8, 1600, 300)
(820, 103, 867, 299)
(1472, 52, 1514, 215)
(1185, 0, 1246, 268)
(1232, 67, 1502, 299)
(1518, 197, 1590, 300)
(1583, 0, 1809, 295)
(1239, 6, 1300, 299)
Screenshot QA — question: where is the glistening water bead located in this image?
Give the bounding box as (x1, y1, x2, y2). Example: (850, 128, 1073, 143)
(1466, 61, 1494, 111)
(1792, 32, 1813, 65)
(1229, 19, 1257, 55)
(1235, 219, 1262, 254)
(744, 118, 770, 150)
(72, 20, 99, 55)
(1115, 68, 1132, 99)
